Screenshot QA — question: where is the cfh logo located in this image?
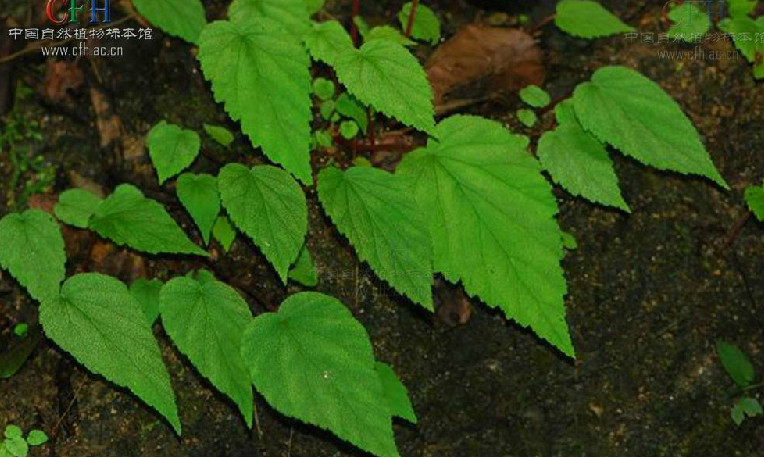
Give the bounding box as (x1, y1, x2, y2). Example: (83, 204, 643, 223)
(46, 0, 111, 25)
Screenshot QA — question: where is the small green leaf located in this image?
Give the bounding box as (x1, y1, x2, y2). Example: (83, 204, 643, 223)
(666, 2, 711, 42)
(25, 430, 48, 446)
(146, 121, 201, 185)
(336, 93, 369, 133)
(719, 17, 764, 79)
(519, 85, 550, 108)
(3, 436, 27, 457)
(13, 324, 28, 338)
(288, 244, 318, 287)
(90, 184, 207, 256)
(555, 0, 634, 38)
(319, 100, 336, 121)
(228, 0, 310, 36)
(313, 130, 334, 149)
(365, 26, 415, 47)
(312, 77, 336, 101)
(132, 0, 207, 44)
(213, 216, 236, 252)
(573, 66, 727, 188)
(339, 120, 360, 139)
(177, 173, 220, 245)
(516, 109, 537, 128)
(727, 0, 757, 19)
(375, 362, 417, 423)
(4, 426, 22, 440)
(160, 270, 253, 427)
(731, 397, 763, 425)
(745, 186, 764, 222)
(561, 231, 578, 250)
(332, 39, 435, 134)
(39, 273, 181, 434)
(716, 341, 754, 388)
(318, 167, 434, 310)
(0, 210, 65, 303)
(130, 278, 163, 325)
(218, 164, 307, 282)
(54, 188, 103, 228)
(398, 2, 441, 45)
(304, 20, 355, 67)
(241, 292, 399, 457)
(203, 124, 235, 147)
(198, 17, 313, 183)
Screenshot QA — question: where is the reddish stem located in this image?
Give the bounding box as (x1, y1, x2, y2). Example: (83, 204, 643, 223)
(404, 0, 419, 38)
(350, 0, 361, 45)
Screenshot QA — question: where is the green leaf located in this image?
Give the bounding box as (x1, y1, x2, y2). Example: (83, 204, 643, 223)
(339, 120, 360, 139)
(397, 116, 574, 356)
(176, 173, 220, 245)
(538, 100, 629, 211)
(146, 121, 201, 185)
(398, 2, 441, 44)
(304, 0, 325, 15)
(39, 273, 180, 434)
(198, 17, 313, 184)
(0, 328, 41, 379)
(562, 231, 578, 250)
(516, 109, 537, 128)
(519, 85, 550, 108)
(332, 39, 435, 134)
(203, 124, 234, 147)
(218, 164, 307, 282)
(89, 184, 207, 256)
(0, 444, 11, 457)
(727, 0, 757, 18)
(666, 2, 711, 42)
(288, 244, 318, 287)
(716, 341, 754, 388)
(3, 436, 27, 457)
(0, 210, 65, 303)
(130, 278, 163, 325)
(312, 77, 336, 101)
(54, 188, 103, 228)
(132, 0, 207, 44)
(304, 20, 355, 67)
(745, 186, 764, 222)
(375, 362, 416, 423)
(319, 100, 336, 120)
(719, 17, 764, 79)
(213, 216, 237, 252)
(25, 430, 48, 446)
(229, 0, 311, 36)
(336, 93, 369, 133)
(318, 167, 434, 310)
(731, 397, 763, 425)
(365, 26, 415, 47)
(13, 324, 27, 338)
(4, 426, 22, 440)
(241, 292, 399, 457)
(555, 0, 634, 38)
(160, 270, 253, 427)
(573, 66, 728, 188)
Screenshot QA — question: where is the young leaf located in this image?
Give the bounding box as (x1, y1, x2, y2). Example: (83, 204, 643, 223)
(4, 425, 22, 439)
(719, 17, 764, 79)
(89, 184, 207, 256)
(39, 273, 181, 434)
(398, 2, 441, 45)
(198, 18, 313, 184)
(745, 186, 764, 222)
(146, 121, 201, 185)
(332, 39, 435, 134)
(130, 278, 163, 325)
(288, 244, 318, 287)
(218, 164, 307, 282)
(538, 101, 629, 211)
(303, 20, 355, 67)
(731, 397, 763, 425)
(0, 210, 65, 303)
(339, 120, 360, 139)
(160, 270, 253, 427)
(54, 188, 103, 228)
(573, 66, 728, 188)
(519, 85, 550, 108)
(716, 341, 754, 388)
(176, 173, 220, 245)
(397, 116, 574, 357)
(318, 167, 434, 310)
(213, 216, 236, 252)
(555, 0, 634, 38)
(516, 109, 537, 128)
(727, 0, 757, 18)
(312, 77, 335, 101)
(666, 2, 711, 42)
(132, 0, 207, 44)
(375, 362, 417, 423)
(3, 435, 27, 457)
(25, 430, 48, 446)
(203, 124, 234, 147)
(229, 0, 311, 37)
(241, 292, 399, 457)
(336, 93, 369, 133)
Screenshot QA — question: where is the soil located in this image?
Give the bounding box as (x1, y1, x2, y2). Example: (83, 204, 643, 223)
(1, 1, 763, 456)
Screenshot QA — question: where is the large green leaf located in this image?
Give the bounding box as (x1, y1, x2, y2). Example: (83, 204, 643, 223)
(332, 39, 435, 134)
(397, 116, 574, 357)
(375, 362, 417, 423)
(132, 0, 207, 44)
(555, 0, 634, 38)
(160, 270, 253, 427)
(573, 66, 728, 188)
(146, 121, 201, 185)
(217, 164, 307, 282)
(89, 184, 207, 256)
(745, 185, 764, 222)
(176, 173, 220, 245)
(0, 210, 65, 303)
(241, 292, 399, 457)
(318, 166, 433, 309)
(303, 20, 354, 66)
(228, 0, 310, 36)
(538, 100, 629, 211)
(39, 273, 180, 433)
(54, 188, 103, 228)
(198, 18, 312, 183)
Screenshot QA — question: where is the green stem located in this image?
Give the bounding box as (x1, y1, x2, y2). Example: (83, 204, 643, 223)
(743, 381, 764, 392)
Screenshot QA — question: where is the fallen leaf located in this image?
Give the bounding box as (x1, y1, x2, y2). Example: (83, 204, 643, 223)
(89, 86, 123, 147)
(425, 25, 544, 104)
(44, 61, 84, 103)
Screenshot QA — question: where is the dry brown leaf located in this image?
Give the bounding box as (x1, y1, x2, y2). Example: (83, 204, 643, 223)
(426, 25, 544, 104)
(43, 61, 84, 103)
